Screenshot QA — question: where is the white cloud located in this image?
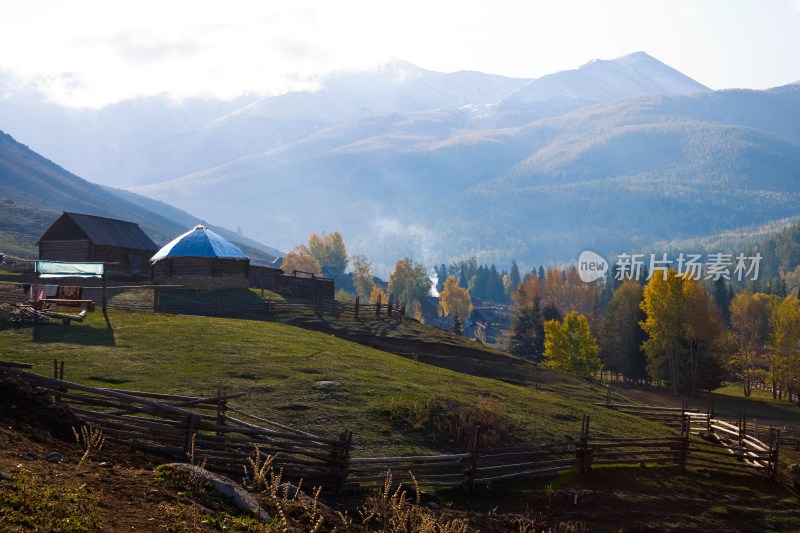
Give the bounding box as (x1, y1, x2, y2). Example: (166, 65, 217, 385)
(0, 0, 798, 107)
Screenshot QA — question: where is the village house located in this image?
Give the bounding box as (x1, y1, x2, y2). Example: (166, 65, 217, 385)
(150, 225, 250, 290)
(38, 212, 158, 276)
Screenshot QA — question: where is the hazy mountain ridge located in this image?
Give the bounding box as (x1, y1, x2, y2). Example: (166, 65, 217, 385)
(0, 131, 278, 263)
(501, 51, 710, 106)
(132, 85, 800, 270)
(2, 53, 800, 273)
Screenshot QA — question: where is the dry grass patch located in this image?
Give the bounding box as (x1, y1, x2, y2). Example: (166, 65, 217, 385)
(384, 394, 517, 448)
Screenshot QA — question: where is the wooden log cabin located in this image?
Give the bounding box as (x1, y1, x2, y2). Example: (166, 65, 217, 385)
(150, 225, 250, 290)
(38, 212, 158, 276)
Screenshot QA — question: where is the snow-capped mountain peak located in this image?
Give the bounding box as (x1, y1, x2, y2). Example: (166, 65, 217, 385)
(501, 51, 710, 107)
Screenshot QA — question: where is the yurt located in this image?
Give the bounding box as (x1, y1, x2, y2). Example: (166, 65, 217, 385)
(150, 225, 250, 290)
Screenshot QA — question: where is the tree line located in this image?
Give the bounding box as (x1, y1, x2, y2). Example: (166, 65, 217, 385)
(281, 230, 800, 402)
(509, 264, 800, 403)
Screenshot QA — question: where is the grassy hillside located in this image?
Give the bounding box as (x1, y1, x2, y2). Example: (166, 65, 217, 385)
(0, 200, 57, 257)
(3, 301, 800, 531)
(0, 308, 668, 456)
(0, 130, 277, 263)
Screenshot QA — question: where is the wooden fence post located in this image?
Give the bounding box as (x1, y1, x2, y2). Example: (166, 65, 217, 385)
(679, 414, 690, 472)
(153, 286, 160, 313)
(184, 414, 199, 463)
(387, 294, 393, 318)
(376, 294, 381, 317)
(335, 429, 353, 493)
(578, 414, 592, 474)
(605, 385, 612, 406)
(53, 359, 59, 403)
(738, 410, 746, 448)
(216, 387, 227, 436)
(354, 296, 359, 319)
(465, 425, 482, 490)
(770, 428, 781, 481)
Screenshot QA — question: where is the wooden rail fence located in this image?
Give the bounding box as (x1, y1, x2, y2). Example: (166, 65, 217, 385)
(3, 365, 351, 488)
(2, 365, 783, 492)
(599, 390, 781, 480)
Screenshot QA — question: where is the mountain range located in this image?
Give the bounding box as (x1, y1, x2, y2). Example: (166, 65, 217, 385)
(0, 131, 281, 263)
(2, 52, 799, 274)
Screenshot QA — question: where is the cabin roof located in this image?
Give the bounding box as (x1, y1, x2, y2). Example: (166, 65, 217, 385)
(39, 212, 158, 251)
(150, 225, 249, 262)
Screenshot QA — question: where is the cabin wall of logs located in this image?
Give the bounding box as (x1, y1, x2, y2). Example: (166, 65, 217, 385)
(152, 258, 250, 290)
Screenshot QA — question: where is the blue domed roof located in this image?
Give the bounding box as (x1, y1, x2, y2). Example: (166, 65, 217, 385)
(150, 225, 248, 263)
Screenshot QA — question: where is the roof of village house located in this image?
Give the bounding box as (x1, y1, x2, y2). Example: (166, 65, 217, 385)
(38, 212, 158, 251)
(150, 225, 249, 263)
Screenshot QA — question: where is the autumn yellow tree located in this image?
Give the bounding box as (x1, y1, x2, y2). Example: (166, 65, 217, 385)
(438, 276, 473, 319)
(308, 231, 348, 271)
(601, 280, 647, 382)
(768, 295, 800, 401)
(350, 254, 375, 301)
(281, 245, 321, 276)
(543, 311, 602, 377)
(640, 269, 687, 394)
(369, 285, 388, 305)
(729, 291, 777, 397)
(512, 275, 542, 309)
(682, 278, 723, 396)
(388, 258, 431, 307)
(640, 269, 724, 395)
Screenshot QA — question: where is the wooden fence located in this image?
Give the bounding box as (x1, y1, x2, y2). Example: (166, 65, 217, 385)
(150, 288, 404, 321)
(2, 365, 782, 493)
(3, 365, 351, 487)
(598, 391, 781, 480)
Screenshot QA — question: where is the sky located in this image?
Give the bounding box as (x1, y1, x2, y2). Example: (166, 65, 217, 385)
(1, 0, 799, 108)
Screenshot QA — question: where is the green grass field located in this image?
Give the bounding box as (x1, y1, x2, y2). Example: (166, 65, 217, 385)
(0, 307, 669, 456)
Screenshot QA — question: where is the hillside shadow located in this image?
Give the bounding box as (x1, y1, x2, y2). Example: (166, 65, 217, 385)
(32, 317, 116, 346)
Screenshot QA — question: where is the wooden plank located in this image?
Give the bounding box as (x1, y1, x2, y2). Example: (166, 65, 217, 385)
(349, 453, 470, 465)
(592, 456, 676, 465)
(685, 461, 767, 475)
(0, 361, 35, 368)
(5, 369, 199, 417)
(348, 461, 465, 474)
(345, 472, 464, 484)
(225, 406, 319, 437)
(474, 463, 580, 483)
(214, 415, 343, 446)
(589, 436, 684, 443)
(590, 441, 683, 449)
(685, 456, 766, 470)
(474, 457, 579, 474)
(592, 450, 677, 460)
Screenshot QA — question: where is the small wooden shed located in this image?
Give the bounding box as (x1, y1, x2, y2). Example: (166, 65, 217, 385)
(150, 225, 250, 290)
(38, 212, 158, 275)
